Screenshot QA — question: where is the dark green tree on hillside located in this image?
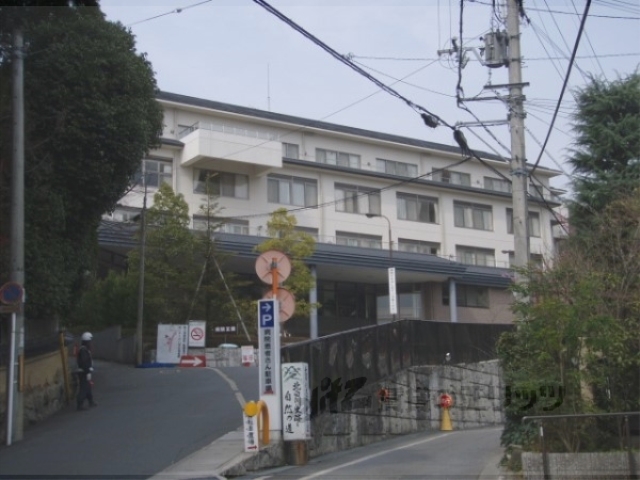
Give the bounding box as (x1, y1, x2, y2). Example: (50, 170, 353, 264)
(0, 5, 163, 320)
(568, 72, 640, 231)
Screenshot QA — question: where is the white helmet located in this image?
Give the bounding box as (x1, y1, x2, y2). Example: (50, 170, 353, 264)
(81, 332, 93, 342)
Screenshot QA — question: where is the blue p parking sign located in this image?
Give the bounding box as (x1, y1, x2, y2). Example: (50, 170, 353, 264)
(259, 299, 275, 328)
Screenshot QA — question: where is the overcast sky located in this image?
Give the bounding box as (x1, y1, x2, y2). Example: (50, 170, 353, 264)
(100, 0, 640, 193)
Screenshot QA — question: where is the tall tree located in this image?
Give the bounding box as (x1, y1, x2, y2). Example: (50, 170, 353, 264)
(568, 72, 640, 231)
(0, 5, 163, 320)
(498, 189, 640, 457)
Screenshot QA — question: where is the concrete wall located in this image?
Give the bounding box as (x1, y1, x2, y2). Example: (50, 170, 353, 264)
(522, 451, 640, 479)
(92, 326, 136, 365)
(308, 359, 504, 458)
(0, 349, 70, 439)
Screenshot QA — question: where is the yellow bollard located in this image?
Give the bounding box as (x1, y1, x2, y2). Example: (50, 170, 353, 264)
(244, 400, 270, 446)
(440, 406, 453, 431)
(439, 393, 454, 431)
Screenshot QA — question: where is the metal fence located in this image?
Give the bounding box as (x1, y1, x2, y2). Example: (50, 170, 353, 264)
(281, 319, 513, 396)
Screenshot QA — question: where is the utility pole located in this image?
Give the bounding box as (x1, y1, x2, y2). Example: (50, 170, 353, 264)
(506, 0, 530, 271)
(7, 27, 25, 445)
(135, 178, 147, 366)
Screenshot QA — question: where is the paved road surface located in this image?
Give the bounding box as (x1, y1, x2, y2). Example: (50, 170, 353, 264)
(0, 361, 258, 479)
(239, 427, 504, 479)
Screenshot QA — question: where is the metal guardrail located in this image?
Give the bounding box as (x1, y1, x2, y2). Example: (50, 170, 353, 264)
(522, 411, 640, 480)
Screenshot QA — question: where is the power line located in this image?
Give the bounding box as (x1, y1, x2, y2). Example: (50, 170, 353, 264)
(127, 0, 213, 27)
(251, 0, 453, 130)
(530, 0, 592, 176)
(351, 52, 639, 61)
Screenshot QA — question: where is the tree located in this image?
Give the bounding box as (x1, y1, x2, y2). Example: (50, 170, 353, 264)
(256, 209, 317, 335)
(0, 6, 163, 320)
(498, 189, 640, 456)
(127, 184, 201, 326)
(568, 72, 640, 231)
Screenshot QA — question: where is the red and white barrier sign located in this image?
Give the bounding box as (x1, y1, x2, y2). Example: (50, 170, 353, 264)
(179, 355, 206, 368)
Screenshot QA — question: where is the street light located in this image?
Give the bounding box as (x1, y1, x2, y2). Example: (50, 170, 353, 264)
(365, 213, 396, 321)
(365, 213, 392, 261)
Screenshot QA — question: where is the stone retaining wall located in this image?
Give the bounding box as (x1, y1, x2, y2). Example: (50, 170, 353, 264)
(522, 451, 640, 479)
(308, 359, 504, 458)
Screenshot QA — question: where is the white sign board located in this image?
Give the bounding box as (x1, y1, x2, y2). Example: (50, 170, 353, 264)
(388, 267, 398, 315)
(282, 362, 311, 440)
(258, 298, 282, 430)
(156, 324, 189, 364)
(188, 320, 206, 348)
(241, 345, 255, 366)
(243, 413, 259, 452)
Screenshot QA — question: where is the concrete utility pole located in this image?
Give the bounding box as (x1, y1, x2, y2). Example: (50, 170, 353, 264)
(506, 0, 530, 271)
(135, 179, 147, 366)
(7, 27, 25, 445)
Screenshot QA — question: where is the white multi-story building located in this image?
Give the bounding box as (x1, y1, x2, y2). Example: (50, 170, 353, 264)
(100, 91, 562, 336)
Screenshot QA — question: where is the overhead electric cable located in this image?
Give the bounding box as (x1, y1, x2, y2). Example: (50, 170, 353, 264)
(127, 0, 212, 27)
(351, 52, 639, 61)
(570, 0, 607, 78)
(530, 0, 592, 176)
(251, 0, 453, 130)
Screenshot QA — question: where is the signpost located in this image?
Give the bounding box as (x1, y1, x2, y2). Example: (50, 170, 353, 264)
(156, 324, 189, 364)
(241, 345, 255, 366)
(388, 267, 398, 317)
(188, 320, 206, 348)
(258, 298, 281, 431)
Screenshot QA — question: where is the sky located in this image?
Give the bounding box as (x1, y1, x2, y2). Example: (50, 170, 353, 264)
(100, 0, 640, 194)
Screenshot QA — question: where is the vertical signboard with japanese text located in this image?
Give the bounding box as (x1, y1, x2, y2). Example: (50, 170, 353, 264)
(156, 324, 189, 364)
(282, 362, 311, 440)
(258, 298, 281, 430)
(243, 413, 259, 452)
(388, 267, 398, 315)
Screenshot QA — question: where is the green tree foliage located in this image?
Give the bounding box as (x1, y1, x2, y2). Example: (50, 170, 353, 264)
(568, 72, 640, 231)
(0, 5, 163, 320)
(127, 184, 201, 326)
(498, 190, 640, 454)
(256, 209, 317, 323)
(71, 271, 137, 331)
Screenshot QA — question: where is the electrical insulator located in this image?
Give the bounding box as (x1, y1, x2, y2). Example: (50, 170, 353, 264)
(483, 31, 509, 68)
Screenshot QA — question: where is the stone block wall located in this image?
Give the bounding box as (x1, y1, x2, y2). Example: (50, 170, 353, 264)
(522, 451, 640, 479)
(308, 359, 505, 458)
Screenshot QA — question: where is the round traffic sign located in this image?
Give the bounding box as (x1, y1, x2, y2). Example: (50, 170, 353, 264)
(0, 282, 24, 305)
(255, 250, 292, 285)
(263, 287, 295, 322)
(190, 327, 204, 341)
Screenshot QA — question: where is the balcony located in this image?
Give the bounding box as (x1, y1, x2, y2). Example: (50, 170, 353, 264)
(178, 122, 282, 170)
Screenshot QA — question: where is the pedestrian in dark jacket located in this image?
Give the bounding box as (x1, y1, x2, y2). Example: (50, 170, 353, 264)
(76, 332, 97, 411)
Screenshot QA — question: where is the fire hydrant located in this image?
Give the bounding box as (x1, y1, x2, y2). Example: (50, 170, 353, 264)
(439, 393, 454, 431)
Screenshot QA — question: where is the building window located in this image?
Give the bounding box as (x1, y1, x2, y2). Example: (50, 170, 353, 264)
(317, 148, 361, 169)
(376, 158, 418, 177)
(509, 252, 544, 269)
(193, 216, 250, 235)
(506, 209, 541, 237)
(397, 193, 438, 224)
(294, 226, 319, 241)
(433, 169, 471, 186)
(282, 143, 299, 159)
(193, 169, 249, 198)
(454, 201, 493, 230)
(398, 239, 439, 255)
(484, 176, 512, 193)
(442, 284, 489, 308)
(336, 231, 382, 249)
(137, 158, 172, 188)
(335, 183, 381, 215)
(456, 246, 495, 267)
(268, 174, 317, 207)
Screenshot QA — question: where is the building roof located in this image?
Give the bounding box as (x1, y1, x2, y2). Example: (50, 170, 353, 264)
(157, 91, 561, 176)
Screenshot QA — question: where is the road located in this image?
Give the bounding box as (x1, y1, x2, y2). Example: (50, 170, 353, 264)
(0, 360, 259, 479)
(239, 427, 504, 479)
